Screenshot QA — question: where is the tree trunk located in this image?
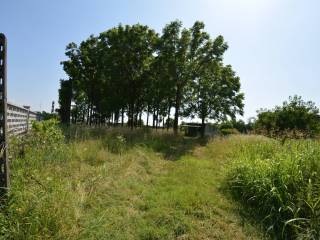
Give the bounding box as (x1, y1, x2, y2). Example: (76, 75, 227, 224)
(74, 110, 77, 124)
(201, 117, 206, 138)
(152, 109, 155, 128)
(114, 111, 119, 126)
(139, 112, 142, 127)
(146, 110, 149, 127)
(173, 87, 181, 135)
(134, 113, 138, 128)
(89, 104, 93, 126)
(167, 106, 171, 131)
(121, 108, 124, 126)
(82, 110, 85, 124)
(129, 103, 134, 130)
(86, 105, 90, 125)
(155, 109, 159, 131)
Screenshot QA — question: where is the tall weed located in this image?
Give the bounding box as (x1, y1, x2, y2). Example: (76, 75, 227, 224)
(226, 137, 320, 239)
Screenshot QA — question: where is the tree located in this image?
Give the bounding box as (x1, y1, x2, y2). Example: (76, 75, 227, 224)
(58, 79, 72, 124)
(157, 21, 191, 134)
(99, 24, 158, 129)
(60, 42, 82, 124)
(183, 30, 244, 136)
(255, 96, 320, 137)
(219, 119, 247, 134)
(58, 20, 244, 133)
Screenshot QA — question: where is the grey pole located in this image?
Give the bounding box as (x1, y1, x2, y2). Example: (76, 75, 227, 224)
(0, 33, 9, 195)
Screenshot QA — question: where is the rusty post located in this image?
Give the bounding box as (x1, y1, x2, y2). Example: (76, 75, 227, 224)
(0, 33, 9, 195)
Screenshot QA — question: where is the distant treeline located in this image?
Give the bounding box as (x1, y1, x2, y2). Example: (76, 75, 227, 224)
(254, 96, 320, 138)
(58, 20, 244, 134)
(223, 96, 320, 138)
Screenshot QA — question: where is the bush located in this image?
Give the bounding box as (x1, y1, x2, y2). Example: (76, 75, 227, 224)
(220, 128, 239, 135)
(226, 137, 320, 239)
(2, 120, 73, 239)
(103, 134, 126, 154)
(29, 119, 64, 152)
(10, 119, 66, 161)
(254, 96, 320, 138)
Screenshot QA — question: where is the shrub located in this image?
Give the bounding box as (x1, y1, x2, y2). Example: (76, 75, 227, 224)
(219, 120, 248, 134)
(254, 96, 320, 138)
(30, 119, 64, 147)
(2, 120, 73, 239)
(220, 128, 239, 135)
(9, 119, 66, 162)
(103, 134, 126, 154)
(226, 137, 320, 239)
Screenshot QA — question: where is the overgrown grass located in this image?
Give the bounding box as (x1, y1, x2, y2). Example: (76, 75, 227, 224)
(226, 135, 320, 239)
(0, 123, 264, 239)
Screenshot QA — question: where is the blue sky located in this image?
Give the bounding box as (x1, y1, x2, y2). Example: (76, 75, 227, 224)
(1, 0, 319, 120)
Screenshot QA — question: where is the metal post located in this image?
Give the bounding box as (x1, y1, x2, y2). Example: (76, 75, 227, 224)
(0, 33, 9, 194)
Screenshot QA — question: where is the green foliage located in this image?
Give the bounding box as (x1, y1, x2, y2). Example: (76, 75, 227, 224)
(230, 119, 247, 133)
(58, 79, 72, 123)
(30, 119, 65, 149)
(226, 137, 320, 239)
(255, 96, 320, 138)
(9, 119, 65, 161)
(220, 128, 240, 135)
(219, 119, 249, 134)
(219, 121, 233, 130)
(37, 111, 59, 121)
(103, 134, 126, 154)
(2, 121, 72, 239)
(165, 118, 174, 128)
(2, 128, 265, 239)
(184, 63, 244, 126)
(59, 20, 244, 132)
(31, 121, 66, 165)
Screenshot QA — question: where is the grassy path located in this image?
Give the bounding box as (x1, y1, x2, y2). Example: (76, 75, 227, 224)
(4, 132, 265, 239)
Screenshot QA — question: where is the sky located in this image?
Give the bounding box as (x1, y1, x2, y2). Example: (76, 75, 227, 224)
(1, 0, 319, 121)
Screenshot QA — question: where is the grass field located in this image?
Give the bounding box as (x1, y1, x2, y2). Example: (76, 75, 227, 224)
(0, 127, 267, 240)
(4, 124, 320, 239)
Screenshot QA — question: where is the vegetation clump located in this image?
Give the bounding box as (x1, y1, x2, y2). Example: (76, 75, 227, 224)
(59, 20, 244, 134)
(1, 123, 265, 239)
(226, 136, 320, 239)
(5, 119, 320, 239)
(254, 96, 320, 138)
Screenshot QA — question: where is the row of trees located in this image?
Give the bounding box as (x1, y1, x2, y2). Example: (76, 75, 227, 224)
(179, 95, 320, 138)
(58, 20, 244, 134)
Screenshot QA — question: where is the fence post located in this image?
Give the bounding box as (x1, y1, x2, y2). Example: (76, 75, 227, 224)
(26, 109, 30, 132)
(0, 33, 9, 195)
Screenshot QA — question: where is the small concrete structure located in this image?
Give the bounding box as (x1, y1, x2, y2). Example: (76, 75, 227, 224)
(181, 123, 219, 137)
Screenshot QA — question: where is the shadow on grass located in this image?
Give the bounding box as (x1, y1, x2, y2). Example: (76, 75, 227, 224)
(62, 125, 209, 161)
(220, 178, 279, 240)
(137, 133, 209, 160)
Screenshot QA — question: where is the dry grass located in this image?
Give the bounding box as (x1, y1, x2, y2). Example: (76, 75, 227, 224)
(1, 128, 266, 239)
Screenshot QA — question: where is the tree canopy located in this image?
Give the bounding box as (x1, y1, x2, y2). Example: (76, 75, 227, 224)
(255, 95, 320, 138)
(59, 20, 244, 134)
